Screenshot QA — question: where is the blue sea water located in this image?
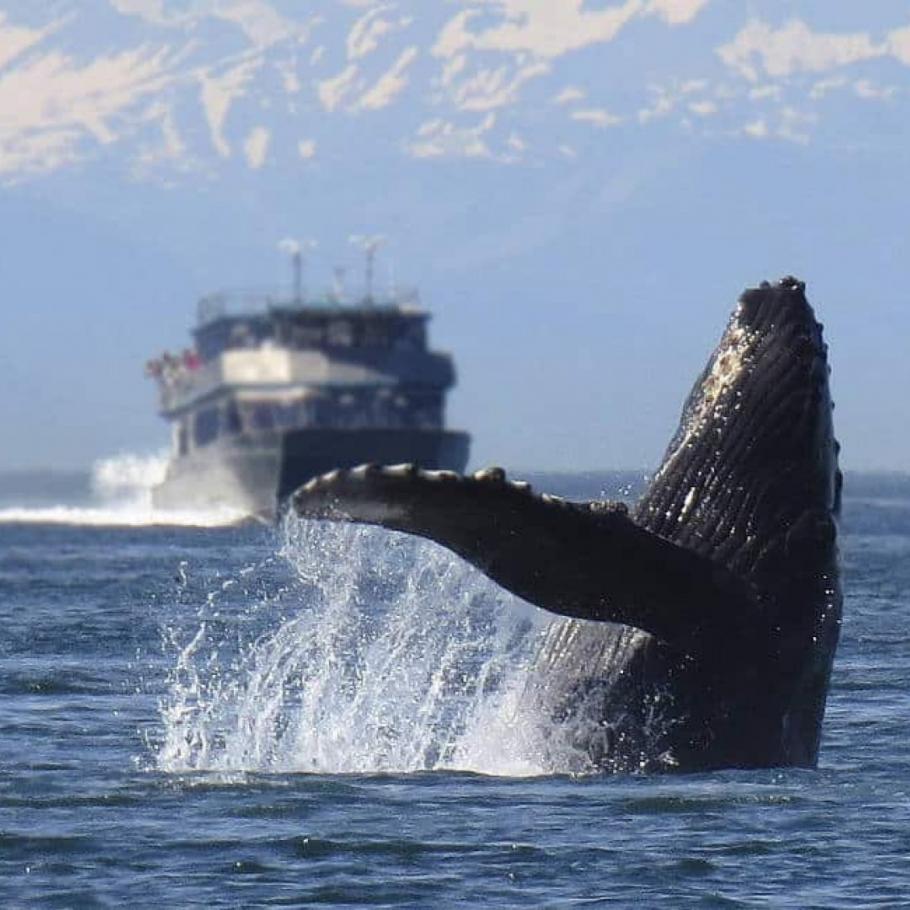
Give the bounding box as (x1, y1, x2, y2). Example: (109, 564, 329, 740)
(1, 467, 909, 908)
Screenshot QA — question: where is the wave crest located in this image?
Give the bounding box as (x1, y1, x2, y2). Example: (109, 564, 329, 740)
(0, 451, 244, 527)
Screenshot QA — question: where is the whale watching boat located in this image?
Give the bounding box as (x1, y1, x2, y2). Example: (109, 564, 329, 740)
(146, 251, 470, 520)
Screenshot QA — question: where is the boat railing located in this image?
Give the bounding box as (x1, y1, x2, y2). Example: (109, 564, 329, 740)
(154, 359, 219, 412)
(197, 286, 421, 324)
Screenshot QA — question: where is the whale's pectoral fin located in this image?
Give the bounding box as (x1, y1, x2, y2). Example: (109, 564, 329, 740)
(292, 465, 761, 657)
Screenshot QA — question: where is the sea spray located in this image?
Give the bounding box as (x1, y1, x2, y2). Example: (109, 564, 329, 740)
(156, 516, 560, 776)
(92, 451, 169, 500)
(0, 451, 244, 527)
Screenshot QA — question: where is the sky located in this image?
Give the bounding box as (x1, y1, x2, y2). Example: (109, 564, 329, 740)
(0, 0, 908, 473)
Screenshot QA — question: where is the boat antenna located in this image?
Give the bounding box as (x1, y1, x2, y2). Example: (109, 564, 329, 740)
(278, 237, 317, 304)
(331, 266, 347, 304)
(349, 234, 386, 305)
(387, 257, 397, 300)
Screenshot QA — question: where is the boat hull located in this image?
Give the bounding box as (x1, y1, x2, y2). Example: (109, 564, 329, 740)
(151, 428, 470, 520)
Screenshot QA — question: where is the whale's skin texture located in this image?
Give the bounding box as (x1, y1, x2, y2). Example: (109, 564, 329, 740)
(292, 277, 842, 772)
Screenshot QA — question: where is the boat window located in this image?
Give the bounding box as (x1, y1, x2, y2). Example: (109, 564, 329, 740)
(291, 324, 325, 348)
(194, 408, 219, 447)
(273, 403, 307, 428)
(361, 322, 389, 347)
(250, 403, 275, 431)
(327, 319, 353, 347)
(229, 323, 257, 349)
(394, 321, 425, 350)
(177, 422, 189, 456)
(224, 400, 242, 434)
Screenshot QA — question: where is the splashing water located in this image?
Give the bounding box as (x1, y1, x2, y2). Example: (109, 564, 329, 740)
(0, 452, 244, 527)
(155, 517, 575, 777)
(92, 451, 169, 498)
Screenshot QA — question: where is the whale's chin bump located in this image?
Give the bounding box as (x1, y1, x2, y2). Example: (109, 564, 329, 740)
(293, 277, 842, 773)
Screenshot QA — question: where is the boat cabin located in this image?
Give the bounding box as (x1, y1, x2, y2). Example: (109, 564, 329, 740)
(147, 291, 458, 458)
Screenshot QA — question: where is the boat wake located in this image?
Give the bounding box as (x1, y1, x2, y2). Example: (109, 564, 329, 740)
(155, 517, 577, 777)
(0, 453, 245, 528)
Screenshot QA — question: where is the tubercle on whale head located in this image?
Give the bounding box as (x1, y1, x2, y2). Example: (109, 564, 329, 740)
(654, 276, 838, 489)
(734, 276, 825, 354)
(639, 276, 841, 614)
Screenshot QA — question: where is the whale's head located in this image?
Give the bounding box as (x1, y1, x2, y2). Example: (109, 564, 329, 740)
(639, 277, 840, 583)
(636, 276, 842, 765)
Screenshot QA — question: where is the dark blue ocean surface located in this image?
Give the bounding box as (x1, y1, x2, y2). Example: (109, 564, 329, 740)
(1, 473, 909, 908)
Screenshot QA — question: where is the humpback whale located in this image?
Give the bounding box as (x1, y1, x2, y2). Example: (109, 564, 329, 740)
(292, 277, 842, 772)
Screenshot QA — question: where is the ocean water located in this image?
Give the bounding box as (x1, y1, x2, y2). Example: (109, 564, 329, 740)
(1, 459, 909, 908)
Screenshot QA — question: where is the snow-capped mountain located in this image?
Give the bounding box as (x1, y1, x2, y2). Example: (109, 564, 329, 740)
(3, 1, 908, 181)
(1, 1, 909, 471)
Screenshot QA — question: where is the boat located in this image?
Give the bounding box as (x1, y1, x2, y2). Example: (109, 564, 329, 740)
(146, 267, 470, 520)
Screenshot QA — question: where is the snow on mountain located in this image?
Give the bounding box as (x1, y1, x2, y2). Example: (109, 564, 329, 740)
(1, 1, 909, 471)
(0, 2, 907, 182)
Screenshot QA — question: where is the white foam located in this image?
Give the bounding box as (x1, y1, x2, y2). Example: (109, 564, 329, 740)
(0, 451, 246, 528)
(155, 518, 558, 777)
(0, 503, 245, 528)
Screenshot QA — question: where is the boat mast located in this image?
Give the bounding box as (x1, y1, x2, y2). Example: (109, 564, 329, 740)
(349, 234, 386, 305)
(279, 237, 317, 305)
